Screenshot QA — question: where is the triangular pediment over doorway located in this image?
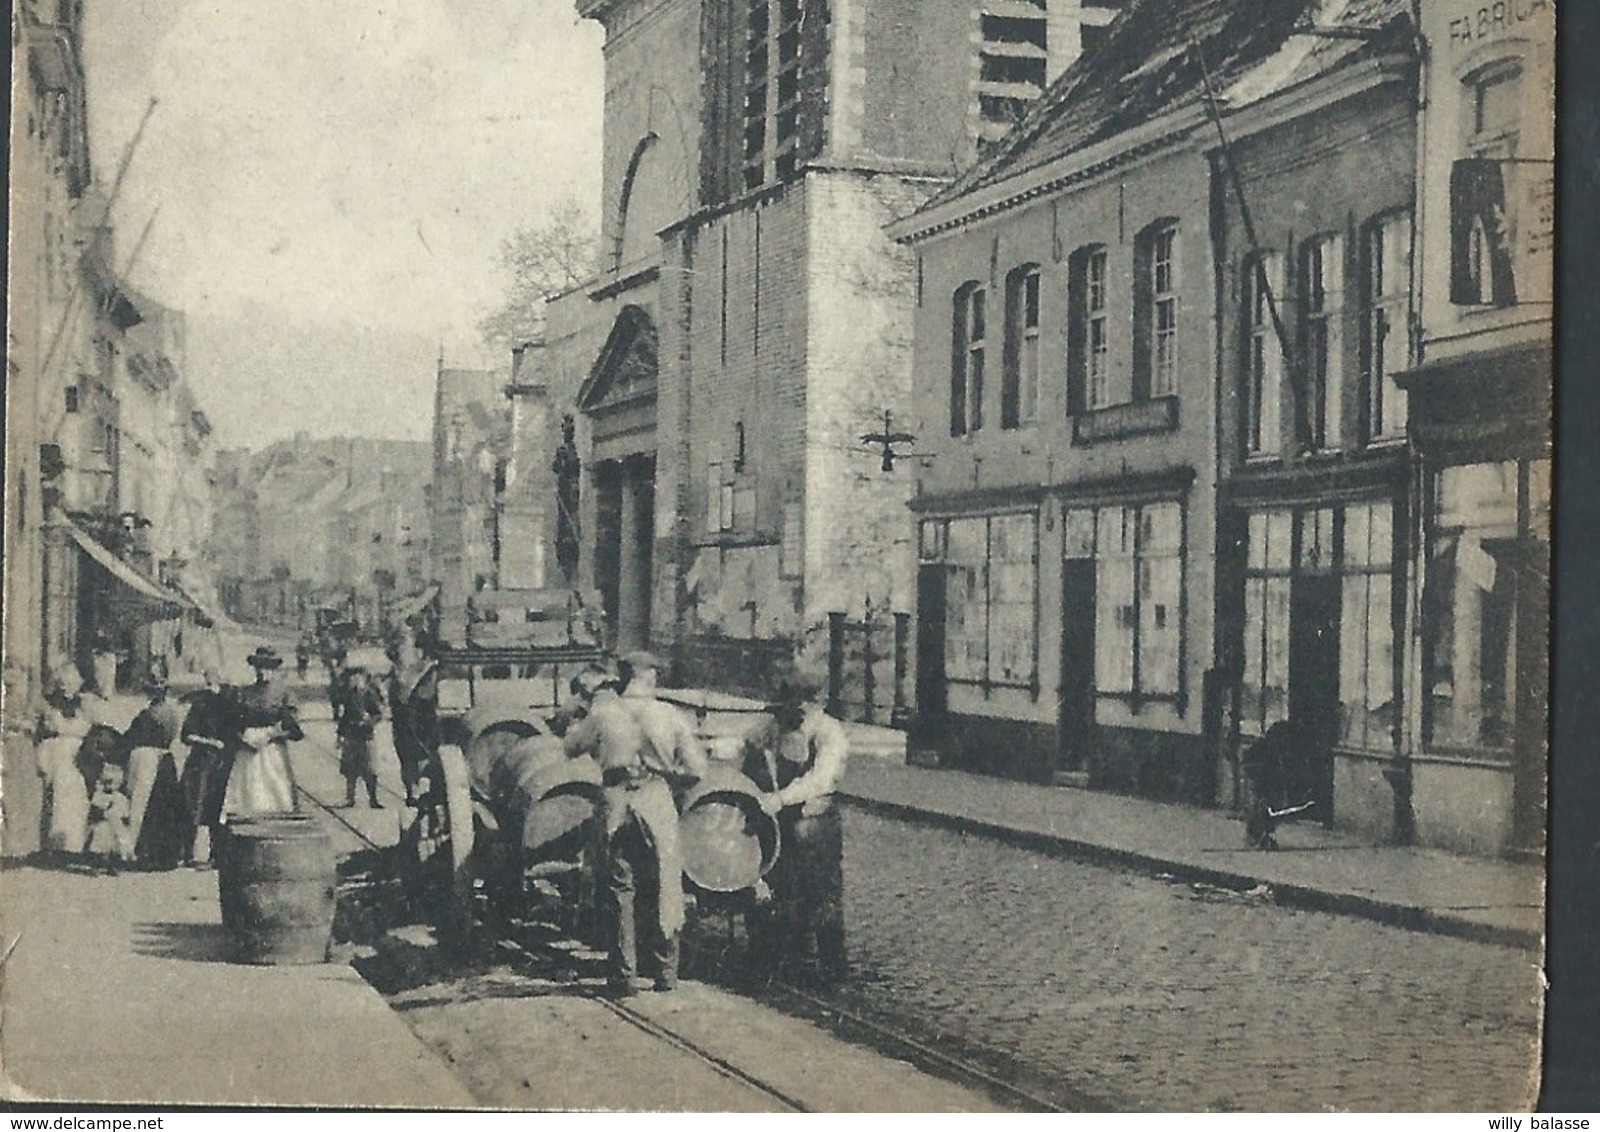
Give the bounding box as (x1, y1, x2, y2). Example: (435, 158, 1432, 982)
(578, 304, 657, 414)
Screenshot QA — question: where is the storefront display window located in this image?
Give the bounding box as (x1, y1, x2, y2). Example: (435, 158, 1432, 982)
(1242, 510, 1292, 737)
(944, 517, 988, 683)
(1339, 502, 1396, 750)
(1423, 459, 1543, 751)
(989, 513, 1038, 684)
(929, 513, 1039, 690)
(1076, 500, 1185, 700)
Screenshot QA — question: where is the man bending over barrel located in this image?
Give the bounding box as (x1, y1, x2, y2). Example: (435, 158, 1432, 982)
(742, 676, 850, 986)
(565, 653, 705, 996)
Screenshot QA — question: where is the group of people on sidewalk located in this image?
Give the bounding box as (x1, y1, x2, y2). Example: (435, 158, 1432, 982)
(31, 644, 304, 872)
(557, 650, 851, 995)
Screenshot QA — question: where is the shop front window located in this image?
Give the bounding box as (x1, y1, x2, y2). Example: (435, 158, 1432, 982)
(1425, 461, 1518, 749)
(944, 517, 988, 682)
(935, 512, 1040, 690)
(1339, 502, 1396, 750)
(1093, 501, 1184, 700)
(1241, 510, 1292, 737)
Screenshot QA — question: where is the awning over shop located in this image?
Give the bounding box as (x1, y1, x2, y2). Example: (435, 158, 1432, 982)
(169, 579, 230, 628)
(390, 582, 441, 622)
(62, 520, 192, 617)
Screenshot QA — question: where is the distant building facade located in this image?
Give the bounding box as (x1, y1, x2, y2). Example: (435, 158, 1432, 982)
(210, 435, 430, 635)
(429, 365, 512, 639)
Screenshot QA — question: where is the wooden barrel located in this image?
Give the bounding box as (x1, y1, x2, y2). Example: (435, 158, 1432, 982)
(216, 813, 336, 965)
(520, 755, 603, 855)
(678, 765, 780, 893)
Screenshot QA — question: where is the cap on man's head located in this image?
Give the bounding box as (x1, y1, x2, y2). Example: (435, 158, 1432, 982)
(769, 675, 823, 710)
(202, 668, 223, 686)
(570, 663, 615, 698)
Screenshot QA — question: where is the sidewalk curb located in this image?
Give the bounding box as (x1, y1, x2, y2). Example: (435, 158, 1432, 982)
(840, 792, 1543, 952)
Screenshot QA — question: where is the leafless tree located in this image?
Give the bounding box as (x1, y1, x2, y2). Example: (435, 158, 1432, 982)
(478, 198, 598, 351)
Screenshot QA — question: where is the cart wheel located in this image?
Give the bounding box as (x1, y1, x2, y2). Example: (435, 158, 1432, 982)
(433, 744, 476, 952)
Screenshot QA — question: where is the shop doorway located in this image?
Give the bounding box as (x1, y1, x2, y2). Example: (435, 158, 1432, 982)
(1288, 574, 1340, 822)
(1058, 557, 1097, 773)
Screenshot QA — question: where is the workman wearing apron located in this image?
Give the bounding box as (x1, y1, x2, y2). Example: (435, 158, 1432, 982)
(565, 653, 705, 996)
(742, 677, 850, 985)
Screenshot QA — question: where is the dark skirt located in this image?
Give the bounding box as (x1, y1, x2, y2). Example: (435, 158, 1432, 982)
(135, 752, 188, 868)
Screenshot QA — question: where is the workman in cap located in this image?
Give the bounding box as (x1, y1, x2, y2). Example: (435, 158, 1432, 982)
(565, 651, 705, 996)
(336, 667, 386, 808)
(741, 675, 850, 985)
(387, 659, 438, 807)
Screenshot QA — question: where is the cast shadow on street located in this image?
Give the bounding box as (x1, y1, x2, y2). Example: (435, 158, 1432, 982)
(131, 920, 231, 963)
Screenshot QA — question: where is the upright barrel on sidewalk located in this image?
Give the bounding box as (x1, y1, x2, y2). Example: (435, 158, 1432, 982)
(678, 765, 780, 893)
(216, 812, 337, 964)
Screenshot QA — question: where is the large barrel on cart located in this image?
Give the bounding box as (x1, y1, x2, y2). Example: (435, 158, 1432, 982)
(678, 764, 782, 894)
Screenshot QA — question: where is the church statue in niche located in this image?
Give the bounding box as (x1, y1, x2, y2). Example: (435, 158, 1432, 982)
(553, 414, 581, 584)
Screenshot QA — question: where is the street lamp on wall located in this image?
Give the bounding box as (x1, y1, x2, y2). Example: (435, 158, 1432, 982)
(859, 409, 917, 473)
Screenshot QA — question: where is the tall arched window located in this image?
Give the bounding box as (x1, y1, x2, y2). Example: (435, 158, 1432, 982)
(951, 282, 987, 436)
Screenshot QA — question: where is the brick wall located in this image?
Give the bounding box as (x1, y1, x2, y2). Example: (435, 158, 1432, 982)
(851, 0, 976, 172)
(677, 184, 809, 646)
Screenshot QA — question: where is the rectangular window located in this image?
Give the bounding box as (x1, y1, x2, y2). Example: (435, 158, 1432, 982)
(733, 483, 756, 530)
(1301, 234, 1343, 450)
(1087, 251, 1109, 408)
(1151, 227, 1178, 397)
(1241, 510, 1293, 737)
(1472, 66, 1521, 140)
(1066, 246, 1110, 413)
(1002, 266, 1041, 428)
(708, 462, 732, 532)
(64, 385, 80, 414)
(951, 285, 986, 436)
(988, 513, 1038, 684)
(1338, 502, 1397, 751)
(943, 517, 989, 682)
(1243, 253, 1282, 455)
(1134, 223, 1178, 400)
(1423, 460, 1549, 751)
(929, 513, 1039, 690)
(1363, 211, 1411, 440)
(1087, 500, 1184, 700)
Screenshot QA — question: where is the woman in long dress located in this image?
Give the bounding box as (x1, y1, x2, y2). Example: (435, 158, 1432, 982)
(221, 647, 302, 817)
(123, 682, 188, 868)
(37, 669, 93, 855)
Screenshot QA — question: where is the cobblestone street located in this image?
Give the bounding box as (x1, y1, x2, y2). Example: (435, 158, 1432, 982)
(805, 808, 1544, 1112)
